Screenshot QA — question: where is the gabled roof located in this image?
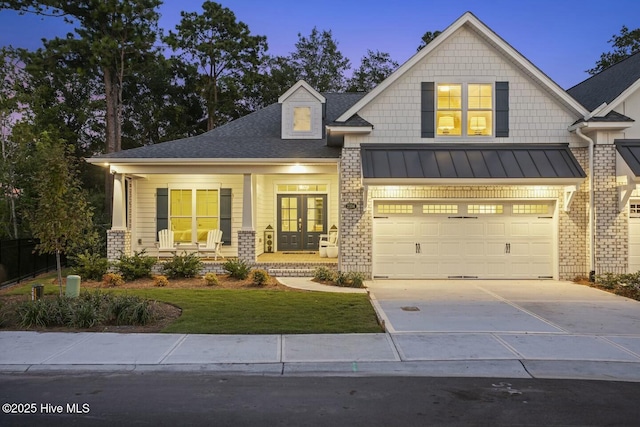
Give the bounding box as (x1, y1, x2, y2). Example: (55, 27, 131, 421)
(572, 110, 635, 126)
(337, 11, 588, 123)
(278, 80, 325, 104)
(90, 93, 364, 162)
(567, 51, 640, 112)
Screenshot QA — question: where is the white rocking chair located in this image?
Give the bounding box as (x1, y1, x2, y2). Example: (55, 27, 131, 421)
(319, 231, 338, 258)
(156, 229, 176, 259)
(198, 229, 224, 260)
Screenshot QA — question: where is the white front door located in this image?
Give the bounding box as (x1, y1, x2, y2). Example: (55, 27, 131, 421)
(373, 201, 555, 279)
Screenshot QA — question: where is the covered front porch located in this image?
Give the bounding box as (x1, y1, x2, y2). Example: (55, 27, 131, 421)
(105, 160, 341, 271)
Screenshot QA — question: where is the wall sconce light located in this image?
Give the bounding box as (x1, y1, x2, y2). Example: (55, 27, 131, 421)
(438, 116, 455, 134)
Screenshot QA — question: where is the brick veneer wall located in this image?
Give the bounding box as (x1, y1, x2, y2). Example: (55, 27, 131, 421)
(237, 230, 256, 264)
(560, 147, 589, 279)
(339, 147, 373, 277)
(106, 229, 131, 262)
(340, 147, 591, 280)
(593, 144, 628, 274)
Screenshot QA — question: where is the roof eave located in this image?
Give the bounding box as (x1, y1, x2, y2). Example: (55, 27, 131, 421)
(86, 157, 340, 166)
(325, 125, 373, 133)
(364, 177, 585, 186)
(568, 121, 634, 133)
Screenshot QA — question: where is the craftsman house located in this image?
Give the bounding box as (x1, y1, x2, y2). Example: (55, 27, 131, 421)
(88, 12, 640, 280)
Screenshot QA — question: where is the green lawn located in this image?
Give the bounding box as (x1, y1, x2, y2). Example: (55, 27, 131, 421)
(1, 278, 383, 334)
(122, 288, 381, 334)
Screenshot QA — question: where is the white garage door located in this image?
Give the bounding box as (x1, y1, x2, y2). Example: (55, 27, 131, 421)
(373, 201, 555, 279)
(628, 202, 640, 272)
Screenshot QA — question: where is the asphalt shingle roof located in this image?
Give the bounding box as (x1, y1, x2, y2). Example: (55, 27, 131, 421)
(95, 92, 365, 160)
(567, 51, 640, 111)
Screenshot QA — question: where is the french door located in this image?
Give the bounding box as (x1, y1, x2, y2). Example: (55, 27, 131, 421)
(277, 194, 327, 251)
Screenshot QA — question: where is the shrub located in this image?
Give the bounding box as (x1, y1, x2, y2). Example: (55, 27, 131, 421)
(70, 251, 110, 281)
(69, 298, 102, 328)
(0, 301, 6, 327)
(314, 266, 336, 282)
(204, 272, 219, 286)
(113, 250, 156, 281)
(17, 299, 51, 328)
(596, 272, 620, 289)
(108, 294, 153, 325)
(335, 271, 366, 288)
(153, 275, 169, 287)
(161, 252, 203, 278)
(103, 273, 125, 287)
(222, 258, 251, 280)
(47, 297, 74, 326)
(251, 269, 270, 286)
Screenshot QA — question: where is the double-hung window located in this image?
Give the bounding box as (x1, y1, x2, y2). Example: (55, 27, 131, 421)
(437, 83, 493, 137)
(170, 189, 219, 243)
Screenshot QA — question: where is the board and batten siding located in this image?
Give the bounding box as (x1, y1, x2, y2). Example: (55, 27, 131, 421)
(346, 26, 580, 147)
(133, 174, 243, 256)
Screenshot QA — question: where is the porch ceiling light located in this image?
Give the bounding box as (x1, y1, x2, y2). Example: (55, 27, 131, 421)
(291, 164, 306, 173)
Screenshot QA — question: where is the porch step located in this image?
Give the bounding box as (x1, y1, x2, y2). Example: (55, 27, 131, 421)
(268, 268, 316, 277)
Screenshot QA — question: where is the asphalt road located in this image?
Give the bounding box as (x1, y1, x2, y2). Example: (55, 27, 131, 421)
(2, 372, 639, 426)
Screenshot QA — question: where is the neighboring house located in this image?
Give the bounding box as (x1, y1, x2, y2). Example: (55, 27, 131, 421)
(88, 12, 640, 280)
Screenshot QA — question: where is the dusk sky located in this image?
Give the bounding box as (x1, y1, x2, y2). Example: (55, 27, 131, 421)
(0, 0, 639, 89)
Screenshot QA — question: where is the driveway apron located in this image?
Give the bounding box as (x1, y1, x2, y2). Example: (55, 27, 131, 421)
(366, 280, 640, 363)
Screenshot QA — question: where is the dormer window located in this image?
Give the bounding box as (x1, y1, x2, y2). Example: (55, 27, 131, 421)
(279, 80, 325, 140)
(293, 107, 311, 132)
(436, 83, 493, 137)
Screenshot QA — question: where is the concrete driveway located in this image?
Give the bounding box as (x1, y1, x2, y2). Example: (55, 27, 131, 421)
(366, 280, 640, 367)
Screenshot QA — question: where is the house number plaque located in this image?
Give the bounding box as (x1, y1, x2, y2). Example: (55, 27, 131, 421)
(345, 203, 357, 209)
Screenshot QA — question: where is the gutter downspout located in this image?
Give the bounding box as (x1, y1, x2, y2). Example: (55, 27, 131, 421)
(575, 124, 596, 280)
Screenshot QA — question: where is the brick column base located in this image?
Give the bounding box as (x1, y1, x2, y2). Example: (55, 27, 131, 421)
(106, 229, 131, 262)
(238, 230, 256, 264)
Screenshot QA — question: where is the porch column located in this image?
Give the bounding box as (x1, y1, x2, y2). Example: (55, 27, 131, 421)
(241, 173, 254, 230)
(112, 173, 126, 230)
(106, 173, 130, 262)
(238, 173, 256, 263)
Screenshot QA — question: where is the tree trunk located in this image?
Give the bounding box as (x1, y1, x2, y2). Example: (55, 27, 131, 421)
(103, 66, 121, 219)
(56, 248, 63, 297)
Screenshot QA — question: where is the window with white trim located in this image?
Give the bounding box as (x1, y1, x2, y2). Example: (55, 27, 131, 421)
(170, 189, 219, 243)
(437, 83, 493, 137)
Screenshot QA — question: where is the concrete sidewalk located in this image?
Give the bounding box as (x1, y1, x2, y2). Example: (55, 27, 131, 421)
(1, 330, 639, 382)
(1, 278, 639, 382)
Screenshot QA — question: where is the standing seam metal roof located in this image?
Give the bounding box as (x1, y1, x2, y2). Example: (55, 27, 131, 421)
(361, 144, 586, 179)
(616, 140, 640, 176)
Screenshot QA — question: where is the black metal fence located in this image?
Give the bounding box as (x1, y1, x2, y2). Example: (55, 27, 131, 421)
(0, 238, 61, 287)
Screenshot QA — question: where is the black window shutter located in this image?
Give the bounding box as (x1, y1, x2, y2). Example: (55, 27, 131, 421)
(220, 188, 232, 245)
(495, 82, 509, 137)
(421, 82, 435, 138)
(156, 188, 168, 239)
